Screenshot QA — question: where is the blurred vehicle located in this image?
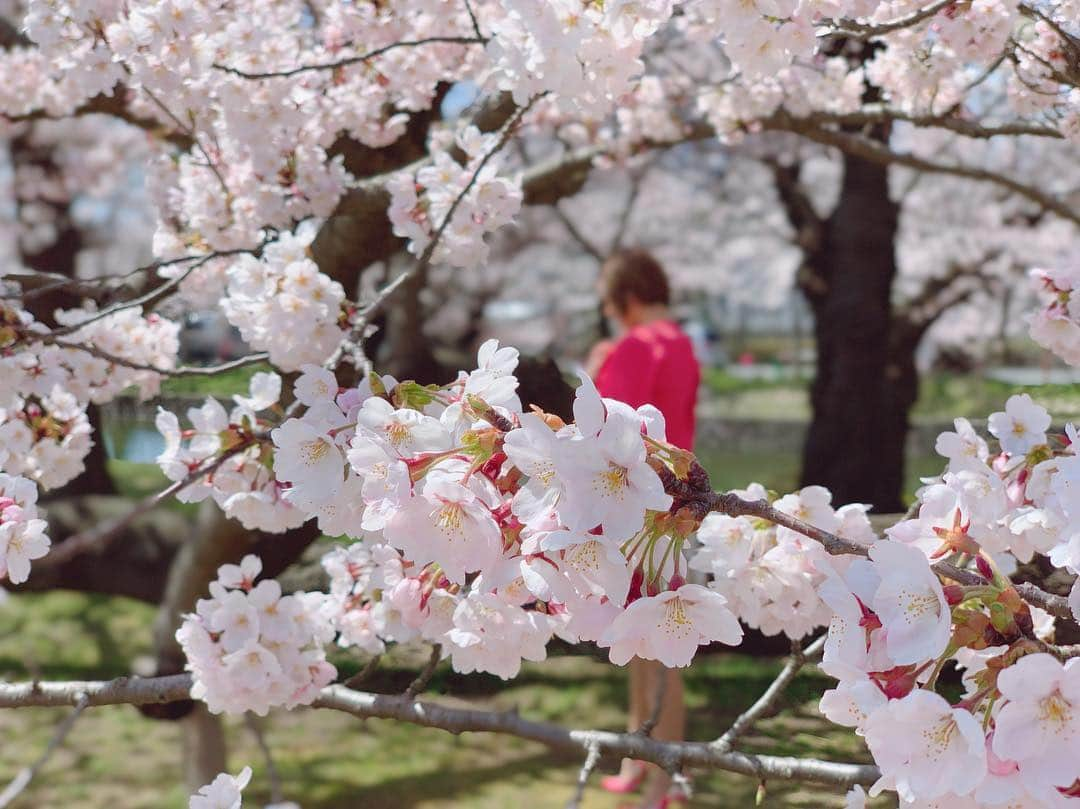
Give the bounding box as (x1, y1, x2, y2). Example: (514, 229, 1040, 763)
(178, 311, 247, 364)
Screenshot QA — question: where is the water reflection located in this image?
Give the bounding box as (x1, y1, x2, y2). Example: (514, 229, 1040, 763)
(101, 416, 165, 463)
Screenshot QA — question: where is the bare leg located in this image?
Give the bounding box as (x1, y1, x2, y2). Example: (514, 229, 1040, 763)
(615, 657, 652, 780)
(639, 664, 686, 808)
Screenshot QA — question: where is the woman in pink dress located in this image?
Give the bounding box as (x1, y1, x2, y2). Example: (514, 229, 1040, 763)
(586, 249, 700, 809)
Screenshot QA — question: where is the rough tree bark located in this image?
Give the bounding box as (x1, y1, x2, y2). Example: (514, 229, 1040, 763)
(797, 150, 906, 512)
(770, 149, 907, 512)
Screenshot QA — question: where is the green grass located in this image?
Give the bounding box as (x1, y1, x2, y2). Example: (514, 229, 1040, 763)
(695, 448, 944, 501)
(0, 589, 877, 808)
(702, 370, 1080, 425)
(107, 459, 171, 498)
(154, 362, 275, 398)
(913, 373, 1080, 422)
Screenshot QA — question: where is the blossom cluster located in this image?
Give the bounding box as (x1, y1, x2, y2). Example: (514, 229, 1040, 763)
(259, 340, 743, 677)
(219, 228, 348, 372)
(0, 387, 91, 491)
(0, 472, 50, 585)
(189, 767, 251, 809)
(189, 766, 299, 809)
(0, 298, 179, 490)
(159, 337, 1080, 808)
(177, 555, 336, 716)
(387, 125, 523, 270)
(485, 0, 676, 116)
(691, 485, 875, 639)
(812, 394, 1080, 807)
(155, 371, 306, 532)
(1029, 265, 1080, 367)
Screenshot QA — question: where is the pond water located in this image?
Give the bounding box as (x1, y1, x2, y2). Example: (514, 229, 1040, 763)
(101, 418, 165, 463)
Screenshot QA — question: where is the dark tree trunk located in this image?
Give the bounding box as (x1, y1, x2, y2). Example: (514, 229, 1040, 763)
(378, 265, 445, 383)
(798, 151, 907, 512)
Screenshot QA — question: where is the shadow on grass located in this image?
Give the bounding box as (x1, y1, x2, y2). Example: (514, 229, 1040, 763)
(277, 749, 577, 809)
(0, 592, 154, 680)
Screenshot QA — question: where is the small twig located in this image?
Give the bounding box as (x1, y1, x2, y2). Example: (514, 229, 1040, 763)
(31, 249, 253, 342)
(714, 636, 825, 751)
(565, 741, 601, 809)
(344, 655, 383, 690)
(139, 84, 232, 200)
(610, 166, 650, 254)
(244, 713, 284, 805)
(462, 0, 484, 40)
(829, 0, 953, 39)
(350, 95, 540, 341)
(705, 489, 1076, 624)
(46, 341, 269, 378)
(553, 203, 606, 261)
(403, 645, 442, 700)
(2, 247, 261, 304)
(636, 667, 670, 737)
(214, 37, 484, 80)
(1015, 582, 1074, 622)
(0, 692, 89, 808)
(38, 442, 255, 567)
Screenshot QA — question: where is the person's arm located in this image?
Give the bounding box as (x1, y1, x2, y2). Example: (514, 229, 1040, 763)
(585, 339, 616, 378)
(594, 334, 658, 408)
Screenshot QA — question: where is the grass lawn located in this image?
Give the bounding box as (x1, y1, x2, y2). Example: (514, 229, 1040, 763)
(0, 590, 878, 809)
(156, 362, 276, 399)
(703, 368, 1080, 424)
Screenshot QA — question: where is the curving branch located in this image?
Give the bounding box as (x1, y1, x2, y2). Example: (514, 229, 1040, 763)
(402, 644, 443, 700)
(705, 489, 1076, 623)
(2, 87, 194, 150)
(0, 673, 878, 788)
(0, 692, 88, 808)
(214, 37, 485, 80)
(565, 742, 601, 809)
(715, 635, 826, 751)
(33, 245, 263, 342)
(763, 113, 1080, 228)
(829, 0, 954, 39)
(46, 341, 269, 378)
(38, 442, 256, 568)
(347, 98, 540, 346)
(815, 107, 1063, 141)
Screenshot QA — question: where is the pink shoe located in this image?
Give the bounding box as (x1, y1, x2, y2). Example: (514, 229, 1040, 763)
(601, 762, 647, 794)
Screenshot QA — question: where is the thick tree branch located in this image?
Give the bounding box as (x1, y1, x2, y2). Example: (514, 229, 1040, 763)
(2, 88, 194, 150)
(764, 114, 1080, 227)
(0, 674, 878, 788)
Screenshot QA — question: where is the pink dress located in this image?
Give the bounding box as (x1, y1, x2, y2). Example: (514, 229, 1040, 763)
(594, 320, 700, 451)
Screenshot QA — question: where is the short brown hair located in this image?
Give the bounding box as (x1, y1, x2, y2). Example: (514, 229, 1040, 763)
(600, 248, 670, 313)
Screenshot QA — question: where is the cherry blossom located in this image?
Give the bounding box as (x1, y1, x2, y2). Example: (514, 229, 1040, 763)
(993, 653, 1080, 796)
(189, 766, 251, 809)
(177, 556, 336, 716)
(864, 689, 987, 802)
(988, 394, 1052, 457)
(598, 584, 743, 668)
